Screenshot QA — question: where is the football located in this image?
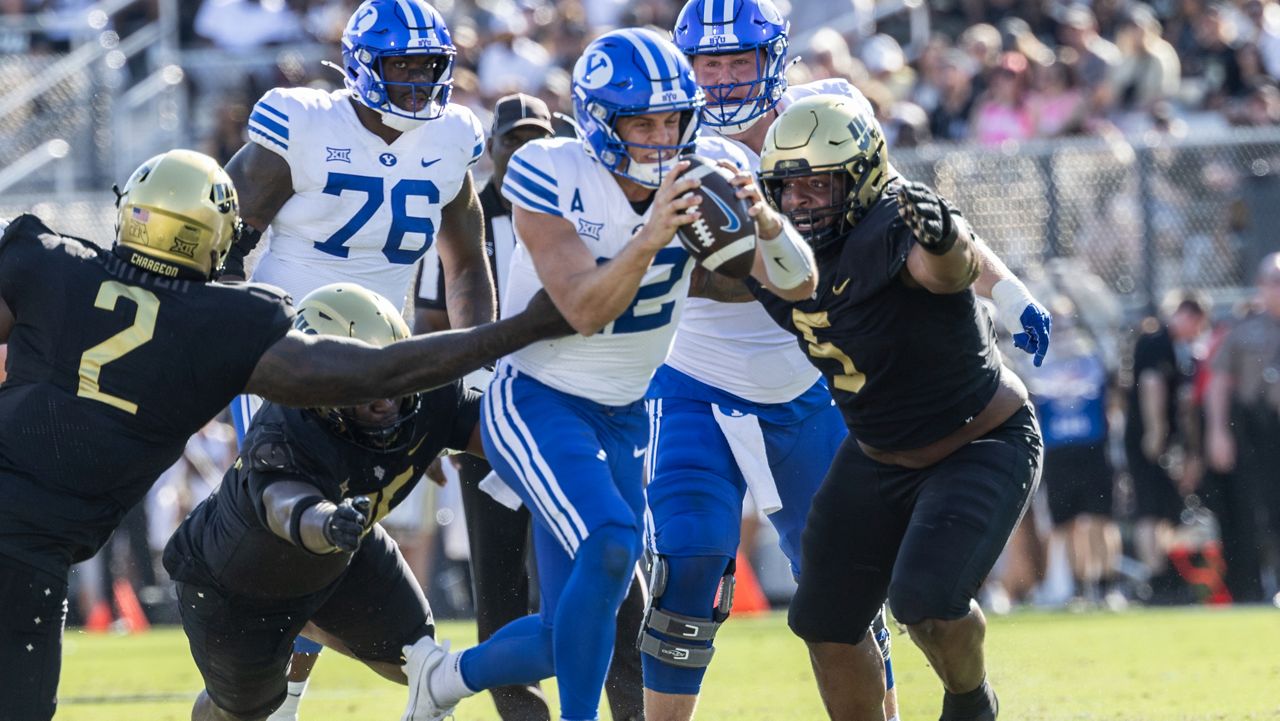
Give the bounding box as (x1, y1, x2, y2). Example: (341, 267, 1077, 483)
(676, 155, 757, 279)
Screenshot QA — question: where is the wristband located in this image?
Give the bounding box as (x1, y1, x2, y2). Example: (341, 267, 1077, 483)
(991, 278, 1036, 335)
(288, 495, 327, 550)
(759, 222, 813, 290)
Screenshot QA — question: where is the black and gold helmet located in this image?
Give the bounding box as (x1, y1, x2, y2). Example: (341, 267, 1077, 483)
(758, 95, 888, 250)
(114, 149, 240, 280)
(294, 283, 421, 453)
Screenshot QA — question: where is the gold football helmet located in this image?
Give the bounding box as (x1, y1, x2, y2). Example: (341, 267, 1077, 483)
(114, 149, 239, 280)
(758, 95, 888, 249)
(294, 283, 421, 452)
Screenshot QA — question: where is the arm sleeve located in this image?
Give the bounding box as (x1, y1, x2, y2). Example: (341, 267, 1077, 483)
(501, 141, 564, 218)
(447, 385, 482, 452)
(246, 88, 295, 161)
(414, 246, 447, 311)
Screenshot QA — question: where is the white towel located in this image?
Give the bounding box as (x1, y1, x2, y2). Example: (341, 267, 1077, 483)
(478, 469, 524, 511)
(711, 405, 783, 515)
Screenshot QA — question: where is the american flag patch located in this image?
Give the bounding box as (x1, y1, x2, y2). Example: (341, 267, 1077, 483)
(131, 207, 149, 222)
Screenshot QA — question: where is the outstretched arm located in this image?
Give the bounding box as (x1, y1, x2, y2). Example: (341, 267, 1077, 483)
(436, 171, 496, 328)
(246, 290, 570, 406)
(900, 181, 1051, 366)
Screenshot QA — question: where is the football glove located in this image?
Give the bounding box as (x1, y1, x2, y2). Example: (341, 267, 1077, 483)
(992, 279, 1052, 367)
(897, 181, 960, 255)
(323, 496, 370, 553)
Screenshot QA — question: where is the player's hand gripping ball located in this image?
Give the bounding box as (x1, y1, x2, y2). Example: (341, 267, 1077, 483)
(897, 181, 961, 255)
(675, 155, 756, 279)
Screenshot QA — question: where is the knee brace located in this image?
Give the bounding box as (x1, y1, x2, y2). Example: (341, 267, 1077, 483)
(637, 555, 735, 669)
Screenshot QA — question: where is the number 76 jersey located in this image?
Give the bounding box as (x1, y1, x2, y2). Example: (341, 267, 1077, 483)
(499, 135, 750, 406)
(247, 87, 484, 310)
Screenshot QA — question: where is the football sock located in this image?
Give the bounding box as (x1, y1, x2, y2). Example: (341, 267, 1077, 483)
(265, 680, 307, 721)
(940, 676, 998, 720)
(456, 614, 553, 692)
(553, 524, 639, 721)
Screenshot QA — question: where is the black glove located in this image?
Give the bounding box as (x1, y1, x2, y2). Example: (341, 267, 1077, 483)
(323, 496, 370, 553)
(897, 181, 960, 255)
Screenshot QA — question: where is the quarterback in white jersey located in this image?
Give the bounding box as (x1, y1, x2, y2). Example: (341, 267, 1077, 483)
(221, 0, 494, 329)
(401, 29, 816, 721)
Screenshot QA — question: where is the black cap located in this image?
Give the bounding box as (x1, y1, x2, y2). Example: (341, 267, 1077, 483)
(491, 93, 555, 138)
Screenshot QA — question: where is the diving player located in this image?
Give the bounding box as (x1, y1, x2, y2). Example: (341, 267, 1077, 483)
(165, 283, 484, 721)
(641, 3, 901, 719)
(0, 149, 569, 721)
(754, 96, 1050, 721)
(395, 29, 818, 721)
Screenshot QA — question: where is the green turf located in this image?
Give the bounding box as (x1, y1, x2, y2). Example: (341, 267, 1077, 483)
(57, 607, 1280, 720)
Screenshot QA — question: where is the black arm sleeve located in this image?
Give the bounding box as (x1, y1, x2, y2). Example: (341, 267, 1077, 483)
(448, 386, 482, 452)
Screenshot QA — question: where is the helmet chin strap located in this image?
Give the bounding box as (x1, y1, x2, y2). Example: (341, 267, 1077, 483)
(378, 109, 431, 132)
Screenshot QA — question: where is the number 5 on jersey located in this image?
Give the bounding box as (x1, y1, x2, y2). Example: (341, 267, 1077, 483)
(791, 309, 865, 393)
(313, 172, 439, 265)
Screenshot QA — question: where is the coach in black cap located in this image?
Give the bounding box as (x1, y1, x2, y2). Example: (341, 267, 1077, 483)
(414, 93, 646, 721)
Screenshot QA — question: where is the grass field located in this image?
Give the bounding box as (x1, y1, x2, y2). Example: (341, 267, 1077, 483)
(58, 607, 1279, 721)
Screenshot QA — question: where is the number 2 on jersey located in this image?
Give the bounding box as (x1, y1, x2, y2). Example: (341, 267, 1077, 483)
(313, 173, 439, 264)
(77, 280, 159, 414)
(791, 309, 865, 393)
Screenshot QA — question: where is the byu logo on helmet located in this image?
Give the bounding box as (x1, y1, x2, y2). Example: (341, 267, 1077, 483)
(577, 51, 614, 90)
(350, 4, 378, 33)
(672, 0, 791, 134)
(341, 0, 456, 131)
(571, 28, 705, 188)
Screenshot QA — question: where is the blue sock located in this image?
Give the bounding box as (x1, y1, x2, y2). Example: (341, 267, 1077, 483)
(293, 635, 324, 655)
(458, 613, 554, 690)
(554, 524, 639, 721)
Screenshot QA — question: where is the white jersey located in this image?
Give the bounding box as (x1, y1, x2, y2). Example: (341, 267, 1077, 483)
(245, 87, 484, 309)
(664, 79, 875, 404)
(500, 135, 751, 406)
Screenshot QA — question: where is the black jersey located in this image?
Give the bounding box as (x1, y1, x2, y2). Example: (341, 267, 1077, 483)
(0, 215, 294, 576)
(748, 185, 1003, 451)
(163, 381, 480, 598)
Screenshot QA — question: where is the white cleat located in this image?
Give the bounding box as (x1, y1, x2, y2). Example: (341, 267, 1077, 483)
(402, 636, 456, 721)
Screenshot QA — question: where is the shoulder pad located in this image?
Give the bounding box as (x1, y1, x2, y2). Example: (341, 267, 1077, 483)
(248, 438, 299, 474)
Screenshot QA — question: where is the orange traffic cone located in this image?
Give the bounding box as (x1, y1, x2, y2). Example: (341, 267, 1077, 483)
(729, 552, 770, 616)
(84, 599, 113, 633)
(112, 578, 150, 634)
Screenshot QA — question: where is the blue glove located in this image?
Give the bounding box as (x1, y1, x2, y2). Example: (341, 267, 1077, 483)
(992, 279, 1051, 367)
(1012, 302, 1052, 367)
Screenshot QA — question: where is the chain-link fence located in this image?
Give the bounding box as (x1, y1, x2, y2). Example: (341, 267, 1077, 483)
(6, 130, 1280, 311)
(894, 128, 1280, 313)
